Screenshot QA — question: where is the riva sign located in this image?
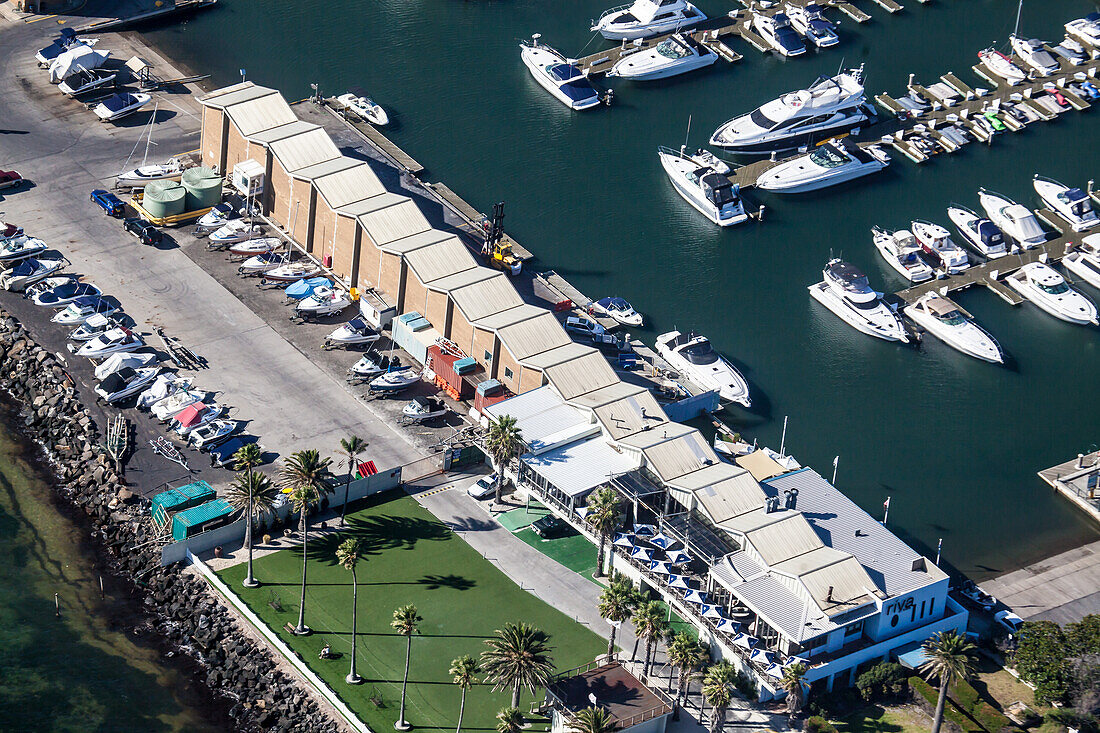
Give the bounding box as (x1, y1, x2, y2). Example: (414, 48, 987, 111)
(884, 597, 915, 617)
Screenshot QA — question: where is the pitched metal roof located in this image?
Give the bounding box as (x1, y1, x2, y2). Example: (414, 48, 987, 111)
(484, 386, 591, 451)
(641, 429, 718, 482)
(476, 304, 545, 331)
(744, 513, 824, 566)
(269, 126, 342, 173)
(521, 343, 599, 371)
(200, 81, 257, 105)
(523, 435, 639, 499)
(567, 382, 649, 411)
(295, 156, 361, 184)
(404, 236, 477, 284)
(312, 162, 386, 209)
(356, 195, 431, 246)
(497, 312, 572, 361)
(797, 554, 880, 617)
(688, 470, 767, 524)
(248, 119, 316, 145)
(543, 349, 620, 401)
(617, 421, 695, 451)
(428, 266, 497, 294)
(228, 95, 299, 138)
(592, 391, 668, 440)
(449, 272, 524, 322)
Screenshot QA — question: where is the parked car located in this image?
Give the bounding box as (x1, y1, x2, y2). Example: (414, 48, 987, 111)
(994, 610, 1024, 635)
(532, 515, 570, 539)
(466, 473, 498, 500)
(90, 189, 125, 217)
(564, 315, 606, 338)
(0, 170, 23, 190)
(123, 217, 162, 246)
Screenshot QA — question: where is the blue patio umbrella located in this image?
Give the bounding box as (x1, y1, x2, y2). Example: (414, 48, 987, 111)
(612, 532, 635, 548)
(668, 574, 691, 590)
(668, 550, 692, 565)
(784, 656, 811, 668)
(575, 506, 590, 519)
(702, 604, 726, 620)
(648, 532, 677, 549)
(733, 633, 757, 650)
(634, 523, 657, 537)
(630, 546, 653, 562)
(649, 561, 673, 575)
(715, 618, 741, 634)
(683, 589, 708, 605)
(750, 648, 775, 666)
(765, 663, 786, 680)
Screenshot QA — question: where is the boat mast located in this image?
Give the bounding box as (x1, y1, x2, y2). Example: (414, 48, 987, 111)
(1012, 0, 1023, 38)
(141, 104, 158, 166)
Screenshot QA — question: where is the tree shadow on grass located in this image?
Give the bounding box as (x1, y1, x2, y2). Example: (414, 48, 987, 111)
(417, 574, 475, 591)
(301, 513, 451, 563)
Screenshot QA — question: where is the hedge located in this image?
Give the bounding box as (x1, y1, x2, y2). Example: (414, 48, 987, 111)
(806, 715, 839, 733)
(910, 677, 984, 733)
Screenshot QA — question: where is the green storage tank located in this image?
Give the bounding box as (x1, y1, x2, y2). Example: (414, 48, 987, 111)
(143, 179, 186, 219)
(151, 480, 216, 525)
(181, 166, 222, 211)
(171, 498, 235, 541)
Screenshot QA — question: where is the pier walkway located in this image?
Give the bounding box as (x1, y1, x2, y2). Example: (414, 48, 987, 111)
(984, 539, 1100, 623)
(1038, 450, 1100, 525)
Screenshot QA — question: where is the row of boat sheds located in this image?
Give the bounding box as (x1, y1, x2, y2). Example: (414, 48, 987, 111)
(193, 80, 973, 698)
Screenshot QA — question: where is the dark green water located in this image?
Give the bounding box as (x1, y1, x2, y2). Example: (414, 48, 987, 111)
(143, 0, 1100, 578)
(0, 403, 227, 732)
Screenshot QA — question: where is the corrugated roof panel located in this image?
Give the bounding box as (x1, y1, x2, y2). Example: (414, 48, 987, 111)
(269, 127, 341, 172)
(523, 436, 639, 499)
(404, 236, 477, 284)
(691, 470, 766, 523)
(228, 93, 298, 137)
(358, 197, 431, 246)
(476, 304, 545, 331)
(201, 82, 268, 108)
(745, 513, 824, 566)
(567, 382, 647, 411)
(313, 163, 386, 209)
(295, 156, 361, 182)
(543, 350, 619, 401)
(723, 574, 811, 641)
(618, 421, 695, 451)
(642, 429, 717, 482)
(592, 391, 668, 440)
(521, 342, 593, 371)
(248, 119, 315, 145)
(429, 266, 496, 293)
(497, 312, 571, 361)
(450, 273, 523, 322)
(799, 556, 879, 617)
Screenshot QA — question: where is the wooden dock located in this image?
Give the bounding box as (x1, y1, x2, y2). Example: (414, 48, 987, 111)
(1038, 450, 1100, 525)
(429, 183, 534, 261)
(534, 270, 620, 331)
(321, 100, 424, 174)
(869, 0, 903, 13)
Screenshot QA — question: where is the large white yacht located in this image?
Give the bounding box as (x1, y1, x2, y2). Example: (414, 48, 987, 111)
(808, 259, 908, 342)
(1065, 13, 1100, 46)
(1009, 36, 1061, 76)
(753, 11, 806, 57)
(872, 227, 934, 282)
(978, 189, 1047, 249)
(591, 0, 706, 40)
(947, 204, 1008, 258)
(785, 3, 839, 48)
(1063, 234, 1100, 290)
(1033, 176, 1098, 232)
(654, 330, 751, 406)
(911, 220, 970, 274)
(903, 293, 1003, 363)
(607, 34, 717, 80)
(658, 147, 749, 226)
(520, 37, 602, 111)
(709, 68, 868, 154)
(1005, 263, 1098, 325)
(978, 48, 1027, 85)
(756, 139, 889, 193)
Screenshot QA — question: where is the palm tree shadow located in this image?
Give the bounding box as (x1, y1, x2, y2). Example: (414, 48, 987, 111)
(417, 574, 476, 591)
(304, 513, 451, 562)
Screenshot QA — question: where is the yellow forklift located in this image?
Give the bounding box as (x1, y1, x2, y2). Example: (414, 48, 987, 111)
(482, 202, 522, 275)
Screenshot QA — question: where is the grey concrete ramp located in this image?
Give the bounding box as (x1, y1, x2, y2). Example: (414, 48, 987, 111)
(984, 540, 1100, 623)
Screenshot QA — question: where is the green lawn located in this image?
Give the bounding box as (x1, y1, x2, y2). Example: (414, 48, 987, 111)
(834, 705, 931, 733)
(514, 527, 598, 580)
(497, 503, 551, 532)
(216, 491, 604, 733)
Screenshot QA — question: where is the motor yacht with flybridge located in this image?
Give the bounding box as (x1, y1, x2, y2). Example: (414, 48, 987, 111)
(903, 293, 1003, 363)
(978, 48, 1026, 85)
(978, 188, 1047, 249)
(520, 36, 602, 110)
(911, 220, 970, 274)
(709, 67, 869, 154)
(755, 138, 889, 194)
(654, 330, 750, 406)
(947, 204, 1008, 258)
(591, 0, 706, 40)
(607, 33, 717, 81)
(872, 227, 934, 282)
(785, 3, 839, 48)
(1063, 234, 1100, 291)
(1009, 36, 1061, 76)
(658, 147, 749, 226)
(752, 11, 806, 57)
(1033, 176, 1099, 232)
(808, 259, 908, 342)
(1005, 262, 1098, 325)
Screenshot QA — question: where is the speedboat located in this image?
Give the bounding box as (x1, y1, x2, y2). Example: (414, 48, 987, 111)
(591, 0, 706, 40)
(947, 204, 1008, 259)
(58, 67, 117, 97)
(0, 257, 67, 292)
(402, 396, 447, 423)
(93, 351, 158, 379)
(1066, 13, 1100, 46)
(1051, 37, 1088, 66)
(75, 327, 144, 358)
(710, 68, 868, 153)
(210, 219, 265, 247)
(978, 189, 1046, 249)
(958, 581, 998, 611)
(520, 37, 602, 111)
(263, 261, 322, 283)
(35, 29, 85, 66)
(285, 276, 333, 301)
(171, 402, 225, 437)
(48, 45, 109, 83)
(654, 330, 751, 406)
(369, 366, 422, 395)
(190, 419, 238, 450)
(0, 235, 48, 263)
(911, 220, 970, 274)
(903, 293, 1003, 363)
(808, 259, 908, 342)
(152, 389, 206, 422)
(136, 373, 191, 409)
(785, 3, 839, 48)
(1063, 234, 1100, 290)
(93, 92, 152, 122)
(977, 49, 1026, 86)
(295, 286, 352, 320)
(227, 237, 281, 258)
(0, 221, 23, 241)
(336, 93, 389, 126)
(95, 366, 160, 404)
(871, 227, 934, 282)
(238, 252, 289, 276)
(116, 158, 184, 189)
(607, 34, 717, 81)
(194, 202, 238, 234)
(1004, 262, 1098, 325)
(52, 296, 120, 325)
(24, 275, 76, 299)
(756, 139, 889, 193)
(753, 11, 806, 57)
(347, 353, 388, 382)
(658, 146, 749, 226)
(591, 296, 644, 327)
(1033, 176, 1098, 232)
(32, 280, 100, 307)
(70, 313, 119, 342)
(1009, 36, 1061, 76)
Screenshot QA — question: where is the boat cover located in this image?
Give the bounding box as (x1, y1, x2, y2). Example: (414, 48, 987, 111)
(7, 260, 38, 277)
(99, 367, 136, 395)
(977, 221, 1004, 249)
(285, 276, 332, 299)
(209, 435, 257, 463)
(174, 403, 209, 428)
(100, 93, 139, 113)
(49, 46, 109, 82)
(597, 296, 630, 310)
(347, 318, 367, 333)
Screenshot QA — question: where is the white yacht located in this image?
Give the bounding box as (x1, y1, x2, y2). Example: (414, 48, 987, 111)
(95, 366, 161, 404)
(658, 146, 749, 226)
(947, 204, 1008, 258)
(872, 227, 934, 282)
(1033, 176, 1098, 232)
(1051, 37, 1088, 66)
(978, 189, 1047, 249)
(752, 11, 806, 57)
(903, 293, 1003, 363)
(1005, 262, 1098, 325)
(911, 220, 970, 274)
(75, 327, 145, 358)
(1063, 234, 1100, 290)
(1066, 13, 1100, 46)
(785, 3, 839, 48)
(520, 37, 601, 111)
(687, 148, 730, 174)
(591, 296, 644, 327)
(978, 49, 1027, 85)
(0, 257, 67, 292)
(93, 92, 152, 123)
(209, 219, 265, 246)
(116, 158, 185, 189)
(607, 34, 717, 80)
(1009, 36, 1061, 76)
(0, 235, 47, 263)
(709, 68, 868, 153)
(808, 259, 908, 342)
(756, 139, 889, 193)
(654, 330, 751, 406)
(591, 0, 706, 40)
(336, 93, 389, 126)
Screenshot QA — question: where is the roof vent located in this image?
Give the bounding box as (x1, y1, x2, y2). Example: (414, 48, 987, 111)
(855, 529, 866, 537)
(826, 586, 835, 603)
(912, 557, 926, 572)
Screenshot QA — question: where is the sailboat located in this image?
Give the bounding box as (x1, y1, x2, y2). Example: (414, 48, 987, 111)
(116, 106, 186, 189)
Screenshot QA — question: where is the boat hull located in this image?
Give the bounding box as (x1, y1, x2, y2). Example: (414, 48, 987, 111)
(594, 6, 705, 39)
(808, 281, 908, 342)
(1063, 251, 1100, 291)
(521, 45, 601, 111)
(757, 161, 884, 193)
(609, 51, 716, 80)
(659, 153, 748, 227)
(903, 308, 1003, 363)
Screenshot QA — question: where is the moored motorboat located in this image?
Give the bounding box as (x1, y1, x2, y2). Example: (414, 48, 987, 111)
(592, 0, 706, 40)
(872, 227, 934, 282)
(911, 220, 970, 274)
(1065, 13, 1100, 46)
(0, 257, 67, 292)
(369, 366, 422, 395)
(75, 327, 144, 358)
(658, 146, 749, 226)
(753, 11, 806, 57)
(808, 259, 909, 342)
(654, 330, 751, 406)
(93, 92, 152, 122)
(1004, 262, 1098, 325)
(978, 188, 1046, 249)
(1063, 234, 1100, 291)
(295, 286, 352, 320)
(1051, 36, 1088, 65)
(0, 235, 47, 263)
(947, 204, 1008, 259)
(52, 296, 120, 325)
(32, 280, 101, 307)
(591, 296, 644, 327)
(785, 3, 839, 48)
(1009, 36, 1061, 76)
(687, 148, 730, 174)
(1033, 176, 1098, 232)
(263, 261, 322, 284)
(95, 366, 160, 404)
(336, 93, 389, 126)
(978, 48, 1026, 85)
(520, 36, 602, 110)
(607, 34, 717, 80)
(756, 139, 889, 193)
(903, 293, 1003, 363)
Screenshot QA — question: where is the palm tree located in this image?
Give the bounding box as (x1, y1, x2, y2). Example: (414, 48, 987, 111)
(632, 600, 670, 677)
(586, 487, 622, 577)
(225, 469, 277, 588)
(338, 435, 367, 525)
(279, 449, 334, 635)
(481, 622, 555, 708)
(336, 539, 363, 684)
(232, 442, 266, 587)
(597, 576, 636, 661)
(778, 663, 808, 725)
(568, 706, 616, 733)
(920, 630, 977, 733)
(702, 662, 736, 733)
(495, 707, 524, 733)
(392, 604, 422, 731)
(666, 631, 707, 720)
(484, 415, 522, 504)
(450, 655, 480, 733)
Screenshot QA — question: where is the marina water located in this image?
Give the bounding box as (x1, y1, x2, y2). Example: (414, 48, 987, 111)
(141, 0, 1100, 578)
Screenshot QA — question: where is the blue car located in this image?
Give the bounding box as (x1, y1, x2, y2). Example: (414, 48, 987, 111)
(90, 189, 125, 217)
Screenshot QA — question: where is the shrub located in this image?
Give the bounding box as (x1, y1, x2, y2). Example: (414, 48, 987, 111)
(856, 662, 907, 701)
(805, 715, 838, 733)
(734, 669, 758, 702)
(1012, 621, 1074, 705)
(909, 677, 983, 733)
(262, 533, 272, 544)
(1046, 709, 1100, 733)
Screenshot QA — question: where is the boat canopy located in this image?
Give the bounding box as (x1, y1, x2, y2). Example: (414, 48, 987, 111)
(597, 296, 631, 311)
(100, 93, 137, 113)
(700, 173, 737, 206)
(7, 260, 38, 277)
(285, 276, 332, 299)
(347, 318, 368, 332)
(977, 221, 1005, 249)
(175, 403, 209, 428)
(559, 80, 599, 104)
(1002, 205, 1045, 239)
(827, 261, 871, 292)
(100, 367, 136, 395)
(679, 337, 720, 365)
